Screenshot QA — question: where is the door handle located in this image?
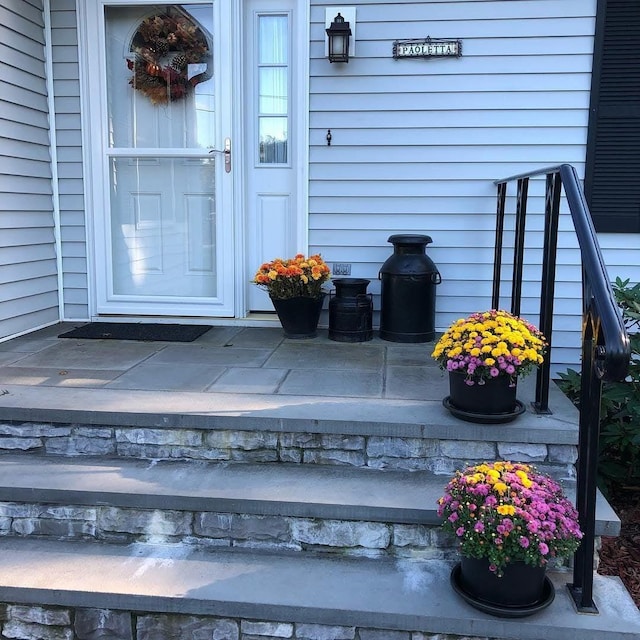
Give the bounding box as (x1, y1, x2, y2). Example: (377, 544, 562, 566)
(208, 137, 231, 173)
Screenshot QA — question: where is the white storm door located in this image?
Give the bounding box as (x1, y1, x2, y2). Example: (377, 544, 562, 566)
(245, 0, 300, 311)
(87, 1, 234, 317)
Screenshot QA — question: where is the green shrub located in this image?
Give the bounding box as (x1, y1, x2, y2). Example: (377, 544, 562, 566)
(557, 277, 640, 491)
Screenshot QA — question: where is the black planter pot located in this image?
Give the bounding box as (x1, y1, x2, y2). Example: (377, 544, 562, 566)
(443, 371, 526, 424)
(450, 557, 555, 617)
(270, 294, 325, 339)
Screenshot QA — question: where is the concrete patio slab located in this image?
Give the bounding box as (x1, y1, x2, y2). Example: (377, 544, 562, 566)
(211, 326, 285, 349)
(0, 352, 31, 367)
(12, 340, 160, 370)
(0, 366, 125, 388)
(208, 367, 289, 394)
(386, 344, 441, 367)
(107, 363, 227, 392)
(386, 365, 450, 400)
(144, 344, 273, 367)
(264, 341, 384, 371)
(278, 368, 383, 397)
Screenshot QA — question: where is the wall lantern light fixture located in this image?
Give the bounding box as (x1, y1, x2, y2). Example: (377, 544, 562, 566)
(326, 13, 352, 63)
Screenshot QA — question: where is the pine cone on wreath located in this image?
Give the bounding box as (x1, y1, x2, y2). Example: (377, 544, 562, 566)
(154, 39, 169, 57)
(171, 54, 188, 71)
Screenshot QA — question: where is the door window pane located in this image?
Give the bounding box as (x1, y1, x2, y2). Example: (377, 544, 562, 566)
(257, 14, 288, 164)
(105, 4, 215, 149)
(259, 117, 288, 164)
(259, 68, 287, 114)
(259, 15, 288, 64)
(109, 157, 217, 297)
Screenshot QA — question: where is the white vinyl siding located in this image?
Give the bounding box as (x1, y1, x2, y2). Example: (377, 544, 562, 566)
(50, 0, 88, 320)
(308, 0, 613, 376)
(0, 0, 58, 339)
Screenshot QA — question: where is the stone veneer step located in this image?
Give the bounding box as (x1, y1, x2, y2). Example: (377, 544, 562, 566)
(0, 456, 620, 557)
(0, 371, 582, 476)
(0, 538, 638, 640)
(0, 380, 579, 444)
(0, 417, 579, 479)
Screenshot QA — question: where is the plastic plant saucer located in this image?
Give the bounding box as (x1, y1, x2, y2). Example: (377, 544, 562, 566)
(442, 397, 526, 424)
(450, 563, 555, 618)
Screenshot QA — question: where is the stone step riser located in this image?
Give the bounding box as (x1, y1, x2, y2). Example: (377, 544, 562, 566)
(0, 602, 524, 640)
(0, 421, 578, 478)
(0, 501, 455, 559)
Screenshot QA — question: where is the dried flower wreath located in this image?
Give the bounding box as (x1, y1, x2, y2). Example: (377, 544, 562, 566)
(126, 10, 211, 105)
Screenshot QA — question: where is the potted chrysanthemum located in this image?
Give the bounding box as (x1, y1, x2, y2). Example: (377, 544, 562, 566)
(438, 461, 583, 615)
(252, 254, 331, 338)
(431, 309, 547, 422)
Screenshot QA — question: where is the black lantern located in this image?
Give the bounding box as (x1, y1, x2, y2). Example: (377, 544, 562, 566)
(326, 13, 352, 63)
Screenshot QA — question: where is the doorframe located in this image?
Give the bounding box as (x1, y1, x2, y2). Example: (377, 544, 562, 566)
(77, 0, 309, 321)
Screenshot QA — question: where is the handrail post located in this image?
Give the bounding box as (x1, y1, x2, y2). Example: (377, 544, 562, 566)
(533, 171, 561, 414)
(568, 305, 602, 613)
(492, 182, 507, 309)
(510, 178, 528, 317)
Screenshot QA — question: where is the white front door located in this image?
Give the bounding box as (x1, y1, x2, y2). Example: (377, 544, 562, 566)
(81, 1, 304, 319)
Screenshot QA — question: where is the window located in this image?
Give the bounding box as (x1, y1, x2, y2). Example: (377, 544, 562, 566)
(256, 14, 289, 164)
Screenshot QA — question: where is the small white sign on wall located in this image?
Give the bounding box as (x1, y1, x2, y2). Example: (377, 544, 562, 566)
(393, 38, 462, 60)
(325, 7, 356, 58)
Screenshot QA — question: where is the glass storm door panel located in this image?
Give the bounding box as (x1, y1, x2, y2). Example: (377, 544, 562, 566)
(100, 2, 233, 316)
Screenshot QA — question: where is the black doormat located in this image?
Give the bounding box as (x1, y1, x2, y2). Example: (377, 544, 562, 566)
(58, 322, 211, 342)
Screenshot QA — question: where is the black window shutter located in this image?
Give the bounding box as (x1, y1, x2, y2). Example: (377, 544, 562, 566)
(585, 0, 640, 233)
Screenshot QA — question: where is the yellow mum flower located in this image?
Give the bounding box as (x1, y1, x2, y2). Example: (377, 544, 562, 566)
(497, 504, 516, 516)
(515, 470, 533, 488)
(494, 482, 508, 495)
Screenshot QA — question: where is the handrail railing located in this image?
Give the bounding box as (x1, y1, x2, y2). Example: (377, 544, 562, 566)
(493, 163, 630, 613)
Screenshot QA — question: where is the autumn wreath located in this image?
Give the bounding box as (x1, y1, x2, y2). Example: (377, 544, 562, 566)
(126, 10, 212, 105)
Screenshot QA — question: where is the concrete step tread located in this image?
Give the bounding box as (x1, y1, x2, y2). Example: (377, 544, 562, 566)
(0, 380, 579, 444)
(0, 537, 638, 640)
(0, 455, 620, 535)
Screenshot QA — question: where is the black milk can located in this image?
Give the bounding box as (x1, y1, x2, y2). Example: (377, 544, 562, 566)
(379, 234, 441, 342)
(328, 278, 373, 342)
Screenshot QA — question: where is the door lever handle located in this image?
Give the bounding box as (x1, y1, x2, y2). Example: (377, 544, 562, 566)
(208, 137, 231, 173)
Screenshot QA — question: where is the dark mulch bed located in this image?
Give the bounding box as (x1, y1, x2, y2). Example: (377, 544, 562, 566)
(598, 486, 640, 608)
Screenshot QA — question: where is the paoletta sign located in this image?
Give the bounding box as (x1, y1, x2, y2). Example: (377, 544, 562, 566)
(393, 38, 462, 60)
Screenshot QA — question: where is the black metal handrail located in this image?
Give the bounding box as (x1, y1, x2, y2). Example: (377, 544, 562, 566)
(494, 163, 630, 613)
